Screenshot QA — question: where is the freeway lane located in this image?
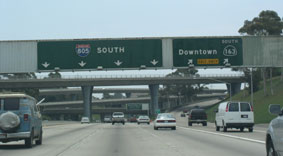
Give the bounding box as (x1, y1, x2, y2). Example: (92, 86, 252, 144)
(0, 122, 265, 156)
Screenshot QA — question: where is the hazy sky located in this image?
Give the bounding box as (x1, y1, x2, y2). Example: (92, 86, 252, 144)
(1, 0, 281, 91)
(0, 0, 282, 40)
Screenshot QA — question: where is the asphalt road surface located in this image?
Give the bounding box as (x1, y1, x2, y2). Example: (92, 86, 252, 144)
(0, 122, 266, 156)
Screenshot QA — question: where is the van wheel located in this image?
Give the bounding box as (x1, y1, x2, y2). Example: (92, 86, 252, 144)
(249, 128, 253, 132)
(216, 126, 220, 131)
(215, 122, 220, 131)
(223, 127, 227, 132)
(25, 130, 34, 148)
(35, 129, 43, 145)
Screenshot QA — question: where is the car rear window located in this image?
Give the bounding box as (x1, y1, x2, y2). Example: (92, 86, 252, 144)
(191, 109, 206, 115)
(113, 112, 124, 116)
(4, 98, 20, 110)
(229, 103, 239, 112)
(240, 103, 251, 112)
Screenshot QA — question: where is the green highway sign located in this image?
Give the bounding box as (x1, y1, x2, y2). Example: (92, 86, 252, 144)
(173, 38, 243, 67)
(38, 39, 162, 70)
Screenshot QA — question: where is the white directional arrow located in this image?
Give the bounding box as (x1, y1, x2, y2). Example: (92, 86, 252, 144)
(42, 62, 50, 68)
(78, 61, 86, 67)
(187, 59, 193, 65)
(150, 59, 158, 66)
(223, 58, 229, 64)
(114, 60, 123, 66)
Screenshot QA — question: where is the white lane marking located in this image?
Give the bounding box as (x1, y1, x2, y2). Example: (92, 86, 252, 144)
(177, 126, 265, 144)
(254, 130, 266, 133)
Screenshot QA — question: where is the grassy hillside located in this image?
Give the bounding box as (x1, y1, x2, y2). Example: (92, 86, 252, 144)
(206, 76, 283, 124)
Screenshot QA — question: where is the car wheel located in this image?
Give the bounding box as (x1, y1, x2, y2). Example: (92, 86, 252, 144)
(147, 122, 150, 125)
(240, 128, 244, 132)
(154, 127, 158, 130)
(188, 122, 192, 126)
(203, 122, 207, 126)
(112, 122, 114, 125)
(123, 122, 125, 125)
(216, 126, 220, 131)
(137, 122, 140, 125)
(223, 126, 227, 132)
(249, 128, 253, 132)
(267, 139, 276, 156)
(171, 127, 176, 130)
(25, 130, 34, 148)
(35, 129, 43, 145)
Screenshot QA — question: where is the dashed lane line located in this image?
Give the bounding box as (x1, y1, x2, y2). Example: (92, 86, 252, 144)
(177, 126, 265, 144)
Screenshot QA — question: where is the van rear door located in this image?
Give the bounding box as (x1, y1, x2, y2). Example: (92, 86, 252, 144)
(227, 102, 241, 123)
(239, 102, 254, 123)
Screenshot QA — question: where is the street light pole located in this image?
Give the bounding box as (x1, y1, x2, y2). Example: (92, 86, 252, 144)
(250, 68, 254, 105)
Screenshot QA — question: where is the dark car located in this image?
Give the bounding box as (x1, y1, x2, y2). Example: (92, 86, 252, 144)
(188, 109, 207, 126)
(129, 116, 137, 122)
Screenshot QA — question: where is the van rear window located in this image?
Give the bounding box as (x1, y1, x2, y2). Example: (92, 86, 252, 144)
(229, 103, 239, 112)
(240, 103, 251, 112)
(4, 98, 20, 110)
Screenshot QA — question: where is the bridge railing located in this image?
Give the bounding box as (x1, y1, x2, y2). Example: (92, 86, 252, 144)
(0, 73, 245, 80)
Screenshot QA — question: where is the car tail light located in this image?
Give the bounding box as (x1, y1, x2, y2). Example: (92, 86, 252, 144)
(168, 120, 176, 123)
(251, 106, 254, 112)
(226, 104, 229, 112)
(24, 114, 29, 121)
(157, 120, 164, 123)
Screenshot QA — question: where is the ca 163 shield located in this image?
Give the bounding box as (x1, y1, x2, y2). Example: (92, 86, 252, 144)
(76, 44, 91, 57)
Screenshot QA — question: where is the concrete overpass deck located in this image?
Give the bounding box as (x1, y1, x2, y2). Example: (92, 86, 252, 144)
(0, 76, 245, 89)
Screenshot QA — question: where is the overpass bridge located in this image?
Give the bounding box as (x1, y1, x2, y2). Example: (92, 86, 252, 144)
(39, 88, 227, 96)
(1, 75, 242, 119)
(0, 75, 245, 89)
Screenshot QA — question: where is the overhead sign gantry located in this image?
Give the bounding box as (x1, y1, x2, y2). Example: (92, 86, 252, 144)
(1, 36, 282, 74)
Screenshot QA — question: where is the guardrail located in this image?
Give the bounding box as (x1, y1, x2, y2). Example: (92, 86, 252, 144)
(0, 74, 245, 81)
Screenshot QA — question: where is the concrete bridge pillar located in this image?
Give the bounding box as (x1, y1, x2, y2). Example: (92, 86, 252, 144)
(149, 84, 159, 116)
(81, 86, 93, 121)
(226, 83, 241, 97)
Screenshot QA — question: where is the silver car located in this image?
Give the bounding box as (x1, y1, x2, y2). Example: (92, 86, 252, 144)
(266, 104, 283, 156)
(153, 113, 176, 130)
(137, 115, 150, 125)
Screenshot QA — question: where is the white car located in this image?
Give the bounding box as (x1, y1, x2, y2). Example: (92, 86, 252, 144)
(266, 104, 283, 156)
(215, 101, 254, 132)
(137, 116, 150, 125)
(104, 115, 112, 123)
(154, 113, 176, 130)
(81, 117, 90, 124)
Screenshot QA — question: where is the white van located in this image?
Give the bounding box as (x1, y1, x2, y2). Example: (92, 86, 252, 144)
(215, 101, 254, 132)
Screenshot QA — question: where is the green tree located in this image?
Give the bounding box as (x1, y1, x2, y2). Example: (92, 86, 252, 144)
(239, 10, 283, 36)
(161, 68, 203, 104)
(238, 10, 283, 96)
(0, 73, 39, 99)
